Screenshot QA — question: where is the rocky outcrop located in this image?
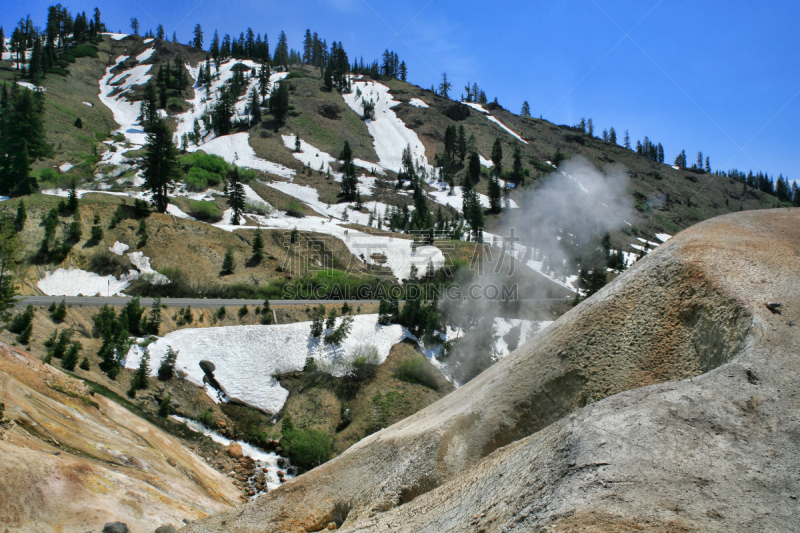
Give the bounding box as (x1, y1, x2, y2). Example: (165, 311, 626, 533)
(183, 208, 800, 532)
(0, 343, 241, 532)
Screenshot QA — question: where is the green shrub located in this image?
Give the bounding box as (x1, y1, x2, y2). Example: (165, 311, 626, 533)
(71, 44, 99, 58)
(60, 53, 76, 63)
(393, 356, 439, 391)
(185, 200, 223, 222)
(185, 166, 222, 191)
(181, 152, 230, 175)
(196, 408, 216, 428)
(39, 168, 58, 185)
(57, 59, 70, 68)
(282, 428, 332, 470)
(8, 305, 34, 334)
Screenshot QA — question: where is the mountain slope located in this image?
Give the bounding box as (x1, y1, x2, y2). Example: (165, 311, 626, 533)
(182, 207, 800, 532)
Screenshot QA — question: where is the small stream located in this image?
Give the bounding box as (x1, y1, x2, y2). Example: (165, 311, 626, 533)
(172, 416, 295, 497)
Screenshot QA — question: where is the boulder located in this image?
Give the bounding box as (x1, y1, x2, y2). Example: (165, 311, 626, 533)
(155, 526, 177, 533)
(198, 360, 216, 375)
(102, 523, 129, 533)
(225, 442, 243, 458)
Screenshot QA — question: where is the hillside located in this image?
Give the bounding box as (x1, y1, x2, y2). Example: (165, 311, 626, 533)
(1, 31, 792, 305)
(183, 207, 800, 532)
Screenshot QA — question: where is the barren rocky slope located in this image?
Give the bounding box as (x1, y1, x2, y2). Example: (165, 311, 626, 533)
(0, 344, 241, 532)
(184, 207, 800, 532)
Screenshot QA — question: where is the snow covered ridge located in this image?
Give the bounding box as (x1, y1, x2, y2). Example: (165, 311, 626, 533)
(343, 79, 433, 176)
(124, 314, 409, 414)
(461, 101, 528, 144)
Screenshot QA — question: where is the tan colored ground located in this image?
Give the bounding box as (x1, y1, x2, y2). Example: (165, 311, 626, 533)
(182, 208, 800, 532)
(0, 343, 241, 533)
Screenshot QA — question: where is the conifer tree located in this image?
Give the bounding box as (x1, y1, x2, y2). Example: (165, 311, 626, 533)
(0, 213, 19, 323)
(491, 138, 503, 176)
(438, 72, 451, 100)
(456, 125, 467, 163)
(130, 18, 139, 35)
(157, 346, 177, 380)
(609, 127, 617, 144)
(467, 151, 481, 189)
(156, 24, 165, 40)
(227, 168, 246, 225)
(521, 101, 531, 117)
(141, 118, 179, 213)
(488, 175, 502, 213)
(624, 130, 631, 149)
(145, 297, 162, 335)
(128, 349, 150, 396)
(251, 230, 264, 263)
(269, 82, 289, 124)
(339, 141, 358, 201)
(248, 87, 261, 125)
(221, 249, 235, 274)
(192, 24, 203, 50)
(512, 145, 524, 186)
(14, 200, 26, 231)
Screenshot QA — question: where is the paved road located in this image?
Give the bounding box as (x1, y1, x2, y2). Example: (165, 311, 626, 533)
(14, 295, 572, 308)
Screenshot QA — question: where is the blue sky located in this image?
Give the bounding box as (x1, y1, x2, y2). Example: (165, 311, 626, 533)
(5, 0, 799, 181)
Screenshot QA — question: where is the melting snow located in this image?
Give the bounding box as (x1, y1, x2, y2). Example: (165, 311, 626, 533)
(102, 33, 130, 40)
(173, 416, 294, 493)
(343, 80, 432, 176)
(109, 241, 130, 255)
(463, 102, 489, 114)
(125, 315, 409, 413)
(38, 268, 135, 296)
(655, 233, 672, 242)
(486, 115, 528, 144)
(408, 98, 429, 108)
(82, 101, 93, 107)
(191, 132, 295, 179)
(16, 81, 45, 92)
(58, 163, 73, 172)
(98, 54, 151, 146)
(135, 47, 155, 62)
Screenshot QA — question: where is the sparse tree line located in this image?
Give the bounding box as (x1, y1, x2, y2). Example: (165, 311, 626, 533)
(3, 6, 106, 83)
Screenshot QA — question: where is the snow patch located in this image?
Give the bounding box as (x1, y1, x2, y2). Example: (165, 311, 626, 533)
(125, 315, 408, 413)
(16, 81, 45, 92)
(58, 163, 73, 172)
(82, 101, 93, 107)
(135, 48, 155, 62)
(109, 241, 130, 255)
(655, 233, 672, 242)
(38, 268, 135, 296)
(486, 115, 528, 144)
(192, 132, 295, 179)
(408, 98, 429, 108)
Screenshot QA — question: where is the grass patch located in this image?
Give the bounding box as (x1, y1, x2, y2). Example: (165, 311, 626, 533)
(393, 355, 440, 391)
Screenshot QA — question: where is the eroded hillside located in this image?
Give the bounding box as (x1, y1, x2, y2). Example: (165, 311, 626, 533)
(183, 209, 800, 532)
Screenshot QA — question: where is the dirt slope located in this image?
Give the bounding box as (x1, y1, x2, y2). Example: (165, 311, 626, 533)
(0, 343, 241, 532)
(182, 207, 800, 532)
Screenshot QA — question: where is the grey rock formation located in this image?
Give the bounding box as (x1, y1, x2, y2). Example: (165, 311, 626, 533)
(183, 209, 800, 532)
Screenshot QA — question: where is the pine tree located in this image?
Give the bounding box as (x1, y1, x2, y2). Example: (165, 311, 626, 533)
(609, 127, 617, 145)
(0, 213, 19, 323)
(467, 151, 481, 189)
(488, 175, 502, 213)
(14, 200, 26, 231)
(705, 156, 711, 173)
(145, 297, 162, 335)
(248, 87, 261, 125)
(192, 24, 203, 50)
(139, 82, 159, 130)
(156, 24, 165, 40)
(521, 101, 531, 116)
(157, 346, 178, 381)
(624, 130, 631, 149)
(491, 138, 503, 176)
(141, 118, 179, 213)
(61, 341, 81, 371)
(129, 348, 150, 396)
(512, 145, 524, 186)
(227, 168, 246, 224)
(269, 82, 289, 123)
(221, 248, 235, 274)
(130, 18, 139, 35)
(339, 141, 358, 201)
(251, 230, 264, 263)
(438, 72, 451, 100)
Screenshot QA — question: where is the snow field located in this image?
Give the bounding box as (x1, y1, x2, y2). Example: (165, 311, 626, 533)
(109, 241, 130, 255)
(408, 98, 429, 108)
(135, 47, 155, 62)
(124, 314, 408, 413)
(98, 54, 150, 146)
(493, 317, 552, 358)
(655, 233, 672, 242)
(37, 268, 135, 296)
(343, 80, 433, 176)
(190, 132, 295, 179)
